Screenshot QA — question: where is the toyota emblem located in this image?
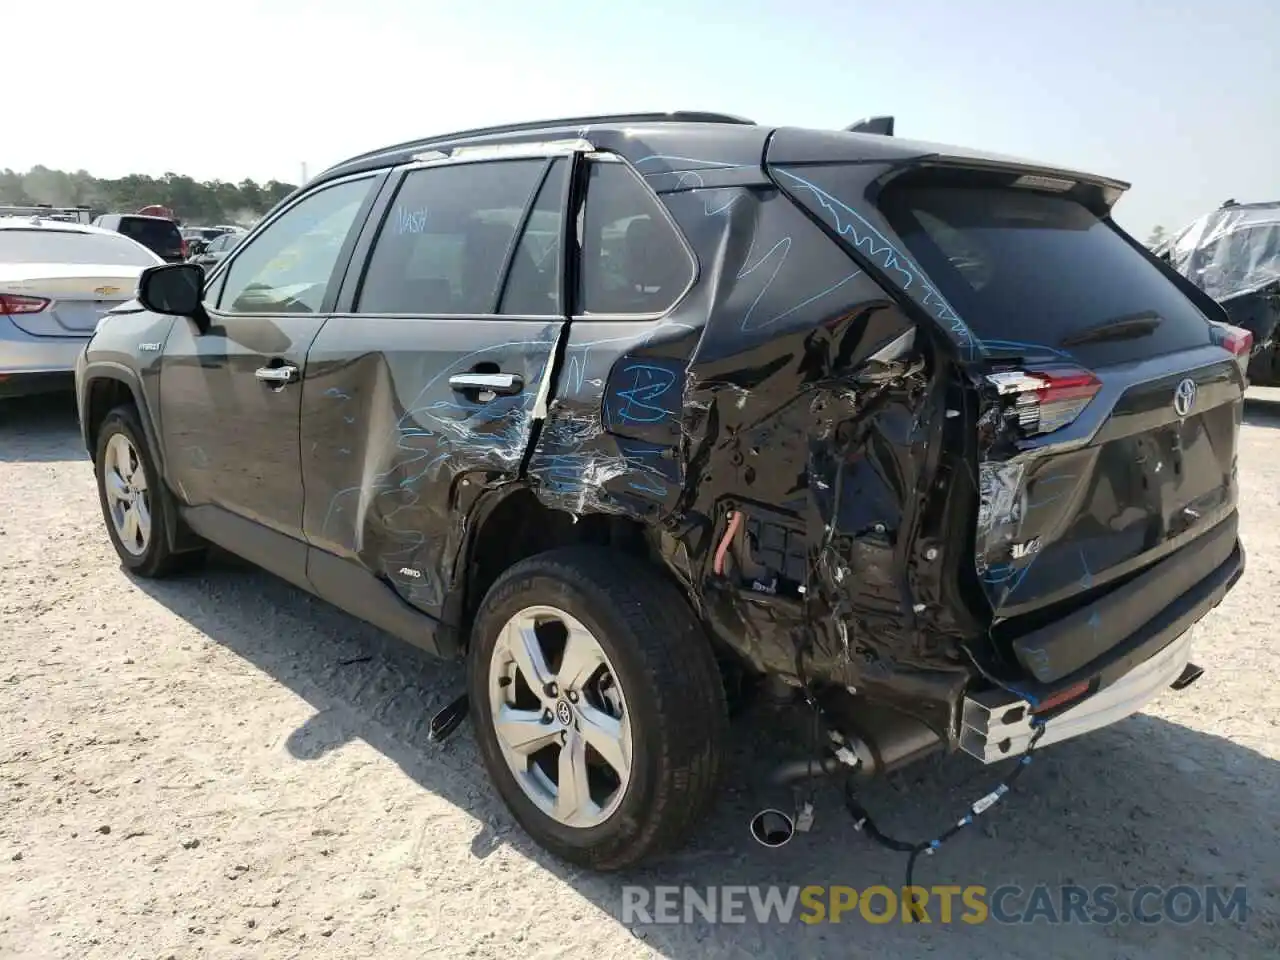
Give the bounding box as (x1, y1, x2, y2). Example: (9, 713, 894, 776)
(1173, 378, 1197, 418)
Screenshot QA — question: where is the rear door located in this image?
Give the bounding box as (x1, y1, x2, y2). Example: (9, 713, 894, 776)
(301, 150, 572, 615)
(771, 151, 1245, 672)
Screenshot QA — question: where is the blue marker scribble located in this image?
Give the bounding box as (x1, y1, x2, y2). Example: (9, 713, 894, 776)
(1022, 646, 1052, 678)
(613, 362, 676, 424)
(319, 333, 558, 575)
(1078, 547, 1094, 589)
(772, 169, 981, 357)
(667, 179, 868, 333)
(393, 205, 430, 234)
(323, 387, 350, 400)
(1026, 473, 1078, 511)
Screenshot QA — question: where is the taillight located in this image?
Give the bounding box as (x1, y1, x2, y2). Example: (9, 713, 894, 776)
(986, 367, 1102, 436)
(0, 294, 51, 315)
(1210, 322, 1253, 359)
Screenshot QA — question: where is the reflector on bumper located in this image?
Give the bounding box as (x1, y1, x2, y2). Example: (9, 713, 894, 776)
(959, 629, 1195, 764)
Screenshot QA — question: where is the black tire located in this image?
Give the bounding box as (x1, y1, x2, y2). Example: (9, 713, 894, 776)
(94, 404, 204, 578)
(467, 546, 728, 871)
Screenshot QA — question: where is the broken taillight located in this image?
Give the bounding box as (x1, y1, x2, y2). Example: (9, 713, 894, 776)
(986, 367, 1102, 436)
(1209, 321, 1253, 364)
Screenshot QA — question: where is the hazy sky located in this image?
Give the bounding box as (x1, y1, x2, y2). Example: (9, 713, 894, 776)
(7, 0, 1276, 239)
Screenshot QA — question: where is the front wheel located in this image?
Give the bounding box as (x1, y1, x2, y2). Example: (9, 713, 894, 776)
(468, 546, 728, 871)
(94, 404, 204, 578)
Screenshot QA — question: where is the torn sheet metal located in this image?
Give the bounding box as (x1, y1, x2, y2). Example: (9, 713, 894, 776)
(612, 183, 978, 741)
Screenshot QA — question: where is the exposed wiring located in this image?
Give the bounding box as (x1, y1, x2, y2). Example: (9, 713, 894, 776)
(843, 720, 1047, 919)
(713, 509, 743, 576)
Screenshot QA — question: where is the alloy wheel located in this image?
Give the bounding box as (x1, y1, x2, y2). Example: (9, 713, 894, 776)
(103, 433, 151, 557)
(487, 605, 633, 829)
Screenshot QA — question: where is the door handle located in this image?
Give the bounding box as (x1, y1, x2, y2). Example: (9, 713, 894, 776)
(255, 363, 299, 385)
(448, 372, 523, 395)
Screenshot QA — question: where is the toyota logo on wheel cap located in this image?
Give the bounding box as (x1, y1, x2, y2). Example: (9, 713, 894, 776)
(1174, 378, 1197, 418)
(555, 700, 573, 725)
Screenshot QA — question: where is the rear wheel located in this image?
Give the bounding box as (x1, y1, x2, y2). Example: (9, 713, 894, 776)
(94, 405, 204, 577)
(468, 546, 728, 871)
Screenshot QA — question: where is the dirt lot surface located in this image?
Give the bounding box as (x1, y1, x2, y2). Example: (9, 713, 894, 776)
(2, 393, 1278, 960)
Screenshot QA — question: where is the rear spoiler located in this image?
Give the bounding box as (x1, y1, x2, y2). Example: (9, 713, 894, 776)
(845, 116, 895, 137)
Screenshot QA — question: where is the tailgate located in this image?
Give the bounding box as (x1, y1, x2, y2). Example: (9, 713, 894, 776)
(975, 354, 1242, 626)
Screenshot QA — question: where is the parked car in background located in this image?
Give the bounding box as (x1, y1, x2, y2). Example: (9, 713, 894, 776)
(182, 226, 229, 257)
(75, 111, 1250, 870)
(0, 204, 94, 225)
(1158, 200, 1280, 385)
(1, 217, 160, 397)
(188, 230, 242, 270)
(93, 214, 186, 264)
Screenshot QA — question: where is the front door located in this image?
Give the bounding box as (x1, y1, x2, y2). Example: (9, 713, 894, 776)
(158, 174, 381, 583)
(301, 153, 572, 616)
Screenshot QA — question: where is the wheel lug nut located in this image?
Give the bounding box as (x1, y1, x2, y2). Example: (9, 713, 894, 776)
(567, 691, 578, 703)
(545, 682, 558, 698)
(541, 709, 553, 724)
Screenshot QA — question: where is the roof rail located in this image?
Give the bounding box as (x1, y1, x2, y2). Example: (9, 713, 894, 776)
(330, 111, 757, 172)
(845, 115, 895, 137)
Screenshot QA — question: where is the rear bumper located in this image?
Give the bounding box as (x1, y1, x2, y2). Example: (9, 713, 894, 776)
(960, 537, 1244, 763)
(0, 318, 86, 396)
(1011, 513, 1239, 684)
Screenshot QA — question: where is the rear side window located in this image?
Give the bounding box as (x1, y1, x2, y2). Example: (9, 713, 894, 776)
(116, 217, 182, 253)
(878, 184, 1212, 365)
(499, 158, 567, 316)
(356, 159, 546, 315)
(577, 160, 693, 315)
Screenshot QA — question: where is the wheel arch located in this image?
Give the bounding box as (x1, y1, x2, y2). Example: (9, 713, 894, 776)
(450, 485, 664, 649)
(80, 363, 165, 477)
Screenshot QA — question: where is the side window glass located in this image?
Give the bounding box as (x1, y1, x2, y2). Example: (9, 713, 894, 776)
(217, 177, 373, 314)
(203, 263, 228, 307)
(577, 160, 693, 315)
(499, 158, 567, 316)
(356, 159, 545, 315)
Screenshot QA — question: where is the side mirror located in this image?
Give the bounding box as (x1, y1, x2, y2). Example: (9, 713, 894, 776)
(137, 263, 210, 334)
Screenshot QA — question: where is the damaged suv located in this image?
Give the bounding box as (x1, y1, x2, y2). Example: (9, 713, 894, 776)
(76, 111, 1249, 871)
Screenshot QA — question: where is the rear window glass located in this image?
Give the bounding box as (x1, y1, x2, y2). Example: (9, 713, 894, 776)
(0, 229, 159, 266)
(116, 217, 182, 251)
(878, 185, 1212, 364)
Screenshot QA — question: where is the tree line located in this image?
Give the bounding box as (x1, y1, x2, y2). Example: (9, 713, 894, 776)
(0, 166, 299, 227)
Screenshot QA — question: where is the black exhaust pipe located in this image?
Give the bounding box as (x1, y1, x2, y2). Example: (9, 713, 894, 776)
(1170, 662, 1204, 691)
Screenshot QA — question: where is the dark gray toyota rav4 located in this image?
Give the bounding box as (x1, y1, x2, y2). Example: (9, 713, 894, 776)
(75, 111, 1250, 871)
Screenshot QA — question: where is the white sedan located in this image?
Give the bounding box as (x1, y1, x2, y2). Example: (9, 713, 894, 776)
(1, 217, 161, 398)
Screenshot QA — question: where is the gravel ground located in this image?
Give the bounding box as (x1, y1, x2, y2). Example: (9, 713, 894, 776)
(1, 392, 1278, 960)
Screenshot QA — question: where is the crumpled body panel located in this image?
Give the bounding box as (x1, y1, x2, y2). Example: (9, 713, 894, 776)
(523, 177, 977, 738)
(301, 319, 562, 612)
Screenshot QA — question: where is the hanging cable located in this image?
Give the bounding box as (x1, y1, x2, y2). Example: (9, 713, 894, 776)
(843, 720, 1047, 920)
